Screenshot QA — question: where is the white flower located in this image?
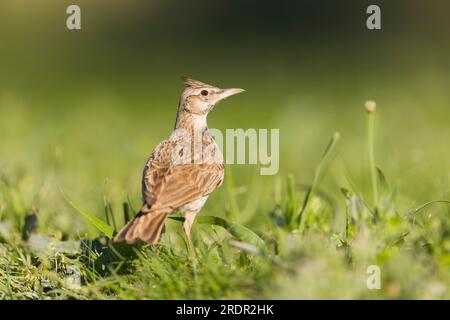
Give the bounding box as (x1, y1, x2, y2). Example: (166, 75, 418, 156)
(365, 100, 377, 113)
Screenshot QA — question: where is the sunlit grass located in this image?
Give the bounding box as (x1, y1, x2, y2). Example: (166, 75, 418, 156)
(0, 71, 449, 299)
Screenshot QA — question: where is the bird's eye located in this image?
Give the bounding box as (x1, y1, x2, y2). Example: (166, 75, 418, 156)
(201, 90, 208, 96)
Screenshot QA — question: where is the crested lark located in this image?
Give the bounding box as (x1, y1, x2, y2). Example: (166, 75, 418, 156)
(114, 77, 244, 246)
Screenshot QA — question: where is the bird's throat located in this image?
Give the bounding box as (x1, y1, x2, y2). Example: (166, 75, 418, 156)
(175, 111, 208, 131)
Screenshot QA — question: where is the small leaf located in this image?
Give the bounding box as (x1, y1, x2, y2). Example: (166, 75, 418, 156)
(404, 200, 450, 220)
(62, 191, 115, 238)
(376, 167, 389, 191)
(169, 215, 266, 252)
(388, 231, 410, 247)
(340, 187, 351, 200)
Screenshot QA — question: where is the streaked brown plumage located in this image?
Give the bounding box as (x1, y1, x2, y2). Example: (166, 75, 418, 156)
(114, 77, 244, 246)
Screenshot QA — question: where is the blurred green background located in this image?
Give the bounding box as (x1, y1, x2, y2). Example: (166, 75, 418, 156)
(0, 0, 449, 299)
(1, 0, 449, 225)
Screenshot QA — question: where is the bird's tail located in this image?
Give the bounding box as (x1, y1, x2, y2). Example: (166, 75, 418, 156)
(113, 205, 169, 244)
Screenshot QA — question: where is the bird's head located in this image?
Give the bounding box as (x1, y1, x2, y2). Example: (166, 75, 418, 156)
(178, 77, 245, 116)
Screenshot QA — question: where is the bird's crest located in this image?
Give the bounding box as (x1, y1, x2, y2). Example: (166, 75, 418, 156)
(180, 76, 214, 89)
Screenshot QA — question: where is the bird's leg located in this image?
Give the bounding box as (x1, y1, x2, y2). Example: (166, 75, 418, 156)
(183, 211, 197, 252)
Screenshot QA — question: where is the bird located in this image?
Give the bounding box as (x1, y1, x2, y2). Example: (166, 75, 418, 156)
(114, 77, 245, 247)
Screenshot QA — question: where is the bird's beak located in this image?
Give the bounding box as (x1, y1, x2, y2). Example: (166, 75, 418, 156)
(216, 88, 245, 103)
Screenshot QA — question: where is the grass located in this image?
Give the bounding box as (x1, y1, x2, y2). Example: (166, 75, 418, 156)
(0, 31, 450, 298)
(366, 101, 379, 209)
(1, 1, 450, 300)
(0, 97, 449, 300)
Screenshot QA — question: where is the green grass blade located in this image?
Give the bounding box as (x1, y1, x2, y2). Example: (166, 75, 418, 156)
(376, 167, 389, 192)
(368, 111, 378, 208)
(169, 215, 266, 252)
(297, 132, 340, 230)
(404, 200, 450, 220)
(62, 191, 115, 238)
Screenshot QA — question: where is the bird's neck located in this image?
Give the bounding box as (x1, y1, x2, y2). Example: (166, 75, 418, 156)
(174, 111, 208, 132)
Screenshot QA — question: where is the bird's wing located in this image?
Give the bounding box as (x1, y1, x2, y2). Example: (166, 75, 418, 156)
(141, 138, 176, 205)
(142, 136, 224, 209)
(145, 163, 224, 211)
